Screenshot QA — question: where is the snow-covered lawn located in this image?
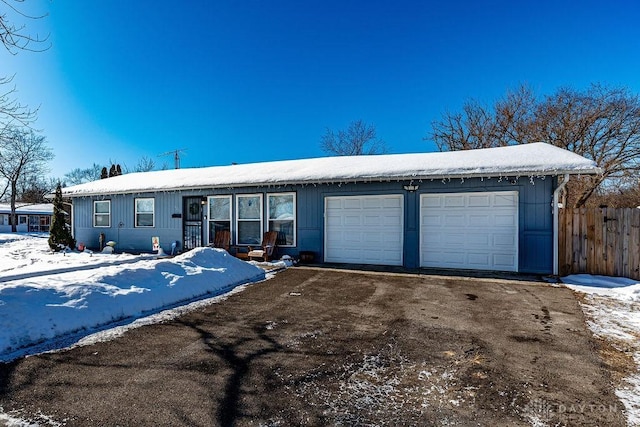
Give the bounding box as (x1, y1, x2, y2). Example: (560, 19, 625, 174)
(0, 233, 266, 362)
(561, 274, 640, 426)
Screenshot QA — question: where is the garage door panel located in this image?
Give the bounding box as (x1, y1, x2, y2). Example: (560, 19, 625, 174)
(363, 215, 381, 226)
(467, 233, 490, 246)
(440, 233, 465, 247)
(494, 214, 516, 226)
(345, 199, 364, 209)
(363, 198, 382, 209)
(468, 252, 491, 268)
(362, 248, 382, 259)
(494, 254, 517, 267)
(444, 196, 465, 207)
(468, 214, 491, 226)
(468, 194, 491, 207)
(362, 232, 381, 243)
(326, 199, 342, 209)
(494, 233, 516, 247)
(326, 229, 343, 240)
(444, 214, 465, 226)
(422, 195, 441, 208)
(343, 231, 362, 241)
(422, 233, 441, 246)
(420, 191, 518, 272)
(384, 197, 402, 208)
(423, 214, 441, 226)
(325, 195, 404, 266)
(439, 251, 466, 266)
(383, 254, 402, 263)
(494, 194, 517, 206)
(326, 214, 343, 226)
(344, 215, 362, 226)
(383, 214, 402, 226)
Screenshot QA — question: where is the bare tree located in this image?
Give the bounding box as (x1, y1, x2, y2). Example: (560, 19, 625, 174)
(0, 127, 52, 231)
(0, 1, 49, 132)
(17, 173, 55, 202)
(63, 156, 158, 186)
(427, 84, 640, 208)
(320, 120, 388, 156)
(63, 163, 103, 186)
(133, 155, 155, 172)
(591, 177, 640, 208)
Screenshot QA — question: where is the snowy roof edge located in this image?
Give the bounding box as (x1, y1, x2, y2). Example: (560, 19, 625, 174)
(60, 167, 599, 198)
(0, 203, 54, 214)
(60, 143, 601, 198)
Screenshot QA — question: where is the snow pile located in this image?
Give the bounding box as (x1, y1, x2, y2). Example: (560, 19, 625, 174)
(562, 274, 640, 301)
(0, 236, 265, 360)
(0, 233, 150, 278)
(561, 274, 640, 426)
(60, 143, 600, 197)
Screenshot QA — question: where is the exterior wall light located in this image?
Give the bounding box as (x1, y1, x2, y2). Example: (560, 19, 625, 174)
(403, 185, 419, 191)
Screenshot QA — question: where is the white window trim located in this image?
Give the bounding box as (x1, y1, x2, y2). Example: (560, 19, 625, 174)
(235, 193, 263, 246)
(267, 192, 296, 247)
(135, 197, 155, 228)
(18, 215, 28, 225)
(93, 200, 111, 228)
(207, 195, 232, 244)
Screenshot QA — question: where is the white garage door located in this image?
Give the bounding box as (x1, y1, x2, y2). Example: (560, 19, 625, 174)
(420, 191, 518, 271)
(325, 195, 404, 266)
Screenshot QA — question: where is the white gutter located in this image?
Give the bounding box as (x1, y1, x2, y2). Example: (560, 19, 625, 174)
(553, 174, 570, 276)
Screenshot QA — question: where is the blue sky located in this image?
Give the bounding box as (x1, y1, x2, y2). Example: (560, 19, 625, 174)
(5, 0, 640, 179)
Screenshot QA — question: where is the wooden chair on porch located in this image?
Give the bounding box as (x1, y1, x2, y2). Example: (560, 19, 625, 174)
(212, 230, 231, 252)
(247, 231, 278, 262)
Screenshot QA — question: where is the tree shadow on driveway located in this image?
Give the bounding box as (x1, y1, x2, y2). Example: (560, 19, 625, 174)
(175, 319, 289, 426)
(0, 268, 629, 427)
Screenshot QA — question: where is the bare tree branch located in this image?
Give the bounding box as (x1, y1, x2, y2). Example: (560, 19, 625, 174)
(427, 84, 640, 207)
(320, 120, 388, 156)
(133, 155, 156, 172)
(0, 0, 50, 54)
(0, 74, 37, 129)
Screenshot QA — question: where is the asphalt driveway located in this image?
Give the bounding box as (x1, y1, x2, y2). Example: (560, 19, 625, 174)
(0, 268, 626, 426)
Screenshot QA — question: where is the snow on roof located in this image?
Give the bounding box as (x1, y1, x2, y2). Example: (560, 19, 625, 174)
(61, 143, 600, 197)
(0, 203, 53, 215)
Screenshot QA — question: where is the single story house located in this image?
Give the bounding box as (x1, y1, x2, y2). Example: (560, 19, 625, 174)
(0, 203, 54, 233)
(60, 143, 600, 275)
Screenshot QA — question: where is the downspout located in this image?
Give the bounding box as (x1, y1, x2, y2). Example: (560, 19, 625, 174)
(553, 174, 570, 276)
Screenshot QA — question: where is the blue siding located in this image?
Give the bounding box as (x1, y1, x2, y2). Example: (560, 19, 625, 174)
(71, 176, 555, 274)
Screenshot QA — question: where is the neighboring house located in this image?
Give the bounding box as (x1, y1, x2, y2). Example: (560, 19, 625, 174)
(60, 143, 600, 274)
(0, 203, 54, 233)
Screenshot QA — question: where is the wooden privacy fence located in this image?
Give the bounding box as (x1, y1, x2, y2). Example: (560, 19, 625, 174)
(559, 208, 640, 279)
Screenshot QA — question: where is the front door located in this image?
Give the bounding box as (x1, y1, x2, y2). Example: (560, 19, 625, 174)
(183, 196, 204, 251)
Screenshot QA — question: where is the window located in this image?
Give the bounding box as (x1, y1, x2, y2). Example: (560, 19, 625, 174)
(208, 195, 231, 244)
(268, 193, 296, 246)
(93, 200, 111, 227)
(135, 198, 155, 227)
(39, 216, 50, 232)
(236, 194, 262, 245)
(29, 215, 39, 231)
(18, 215, 27, 225)
(0, 214, 7, 226)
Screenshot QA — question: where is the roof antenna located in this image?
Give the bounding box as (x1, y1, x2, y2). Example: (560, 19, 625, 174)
(158, 149, 187, 169)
